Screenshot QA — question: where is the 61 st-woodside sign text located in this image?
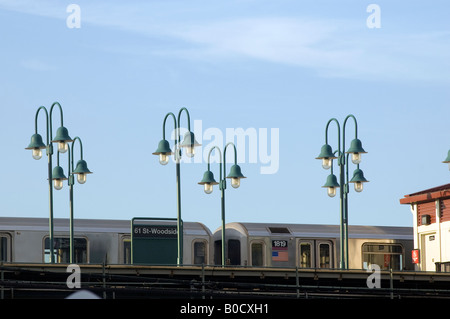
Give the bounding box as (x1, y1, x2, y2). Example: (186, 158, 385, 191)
(133, 225, 177, 238)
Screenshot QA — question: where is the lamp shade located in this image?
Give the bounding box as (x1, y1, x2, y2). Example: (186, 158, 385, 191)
(25, 133, 46, 150)
(51, 126, 73, 143)
(179, 132, 201, 148)
(443, 150, 450, 163)
(322, 173, 340, 197)
(51, 166, 68, 180)
(345, 138, 367, 154)
(72, 160, 92, 175)
(152, 139, 173, 155)
(316, 144, 337, 160)
(349, 168, 369, 184)
(198, 170, 219, 185)
(322, 173, 340, 188)
(226, 164, 246, 179)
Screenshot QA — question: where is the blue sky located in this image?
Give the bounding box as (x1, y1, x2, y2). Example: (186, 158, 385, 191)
(0, 0, 449, 232)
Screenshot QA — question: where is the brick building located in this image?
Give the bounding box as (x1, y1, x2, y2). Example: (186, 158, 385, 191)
(400, 183, 450, 271)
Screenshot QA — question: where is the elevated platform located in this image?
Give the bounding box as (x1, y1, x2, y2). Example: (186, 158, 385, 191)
(1, 263, 450, 299)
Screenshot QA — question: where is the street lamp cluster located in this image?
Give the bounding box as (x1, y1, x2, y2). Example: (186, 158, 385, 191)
(198, 143, 246, 267)
(26, 102, 92, 263)
(153, 108, 246, 266)
(152, 107, 202, 265)
(316, 114, 368, 270)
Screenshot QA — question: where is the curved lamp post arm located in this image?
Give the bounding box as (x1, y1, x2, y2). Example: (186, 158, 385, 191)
(162, 112, 178, 161)
(343, 114, 358, 139)
(224, 142, 238, 164)
(177, 107, 192, 133)
(162, 112, 177, 142)
(50, 101, 65, 130)
(207, 146, 223, 184)
(325, 118, 342, 166)
(223, 142, 239, 189)
(325, 118, 341, 153)
(71, 137, 84, 162)
(343, 114, 358, 166)
(34, 106, 50, 144)
(70, 137, 83, 185)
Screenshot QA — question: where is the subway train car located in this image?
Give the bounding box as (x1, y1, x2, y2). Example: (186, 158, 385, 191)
(212, 222, 414, 270)
(0, 217, 212, 265)
(0, 217, 413, 270)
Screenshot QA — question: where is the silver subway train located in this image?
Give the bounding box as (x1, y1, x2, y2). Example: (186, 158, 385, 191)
(0, 217, 414, 270)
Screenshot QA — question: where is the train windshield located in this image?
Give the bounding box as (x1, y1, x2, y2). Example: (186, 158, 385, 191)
(362, 243, 404, 270)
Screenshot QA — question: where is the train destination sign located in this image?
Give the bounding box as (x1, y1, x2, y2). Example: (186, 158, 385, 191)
(133, 225, 177, 239)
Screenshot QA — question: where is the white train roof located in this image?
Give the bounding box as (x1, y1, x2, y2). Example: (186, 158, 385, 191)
(0, 217, 211, 236)
(214, 222, 413, 240)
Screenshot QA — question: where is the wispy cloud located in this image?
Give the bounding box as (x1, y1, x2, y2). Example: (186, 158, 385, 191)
(167, 17, 450, 83)
(1, 0, 449, 83)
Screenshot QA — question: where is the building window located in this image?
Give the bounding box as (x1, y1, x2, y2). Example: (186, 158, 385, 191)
(44, 237, 87, 263)
(299, 242, 312, 268)
(251, 242, 264, 266)
(362, 243, 404, 270)
(193, 240, 207, 265)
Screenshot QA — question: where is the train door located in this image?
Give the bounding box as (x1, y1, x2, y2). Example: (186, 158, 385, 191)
(299, 240, 314, 268)
(120, 235, 131, 264)
(250, 241, 265, 266)
(0, 233, 11, 262)
(317, 240, 333, 268)
(214, 239, 241, 265)
(298, 239, 334, 269)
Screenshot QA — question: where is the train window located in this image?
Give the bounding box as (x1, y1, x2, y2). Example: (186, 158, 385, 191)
(362, 243, 404, 270)
(0, 234, 10, 262)
(44, 237, 87, 263)
(299, 243, 312, 268)
(319, 243, 331, 268)
(193, 241, 207, 265)
(122, 238, 131, 264)
(251, 242, 264, 267)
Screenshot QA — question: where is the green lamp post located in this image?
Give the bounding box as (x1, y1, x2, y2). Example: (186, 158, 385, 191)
(153, 107, 201, 265)
(316, 114, 368, 269)
(198, 143, 246, 267)
(26, 102, 73, 263)
(52, 137, 92, 263)
(443, 150, 450, 171)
